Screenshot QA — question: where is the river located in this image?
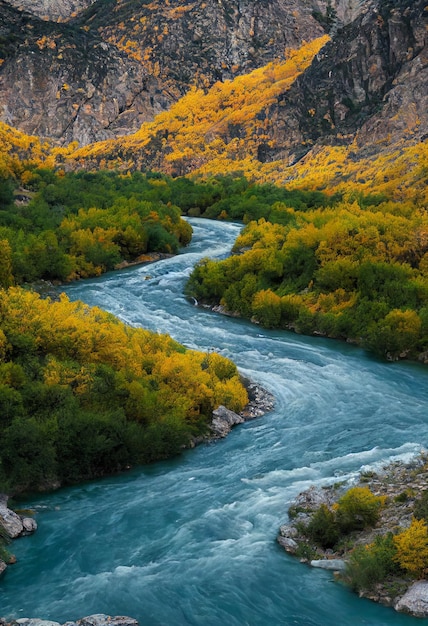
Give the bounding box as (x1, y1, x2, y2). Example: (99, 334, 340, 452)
(1, 218, 428, 625)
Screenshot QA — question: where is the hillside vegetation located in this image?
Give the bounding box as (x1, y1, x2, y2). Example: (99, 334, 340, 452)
(68, 36, 330, 174)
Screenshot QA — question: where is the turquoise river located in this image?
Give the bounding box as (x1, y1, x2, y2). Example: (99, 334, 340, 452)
(1, 218, 428, 625)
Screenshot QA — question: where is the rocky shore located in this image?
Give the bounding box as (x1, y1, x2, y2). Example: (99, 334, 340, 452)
(277, 454, 428, 618)
(0, 615, 138, 626)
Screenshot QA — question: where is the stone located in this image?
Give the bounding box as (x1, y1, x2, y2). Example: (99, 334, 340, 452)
(22, 518, 38, 535)
(0, 504, 24, 539)
(310, 559, 347, 572)
(0, 560, 7, 576)
(77, 616, 139, 626)
(395, 581, 428, 617)
(277, 536, 298, 554)
(210, 405, 245, 438)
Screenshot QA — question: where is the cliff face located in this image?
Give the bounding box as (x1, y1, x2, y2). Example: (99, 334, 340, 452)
(262, 0, 428, 164)
(5, 0, 95, 21)
(0, 2, 159, 145)
(0, 0, 326, 145)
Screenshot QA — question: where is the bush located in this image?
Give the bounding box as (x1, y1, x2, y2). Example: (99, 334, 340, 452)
(336, 486, 383, 533)
(305, 503, 340, 549)
(414, 490, 428, 521)
(393, 518, 428, 578)
(345, 533, 400, 592)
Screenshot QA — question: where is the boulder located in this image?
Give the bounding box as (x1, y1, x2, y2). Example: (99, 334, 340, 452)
(395, 581, 428, 617)
(0, 505, 24, 539)
(0, 495, 37, 539)
(310, 559, 347, 572)
(277, 536, 298, 554)
(77, 617, 138, 626)
(210, 405, 245, 438)
(22, 518, 38, 535)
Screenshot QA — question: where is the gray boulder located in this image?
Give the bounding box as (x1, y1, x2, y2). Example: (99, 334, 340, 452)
(310, 559, 347, 572)
(395, 581, 428, 617)
(77, 617, 138, 626)
(211, 405, 245, 438)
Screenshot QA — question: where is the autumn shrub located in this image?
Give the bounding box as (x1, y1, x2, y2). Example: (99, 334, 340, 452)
(336, 486, 384, 534)
(0, 288, 248, 492)
(393, 518, 428, 578)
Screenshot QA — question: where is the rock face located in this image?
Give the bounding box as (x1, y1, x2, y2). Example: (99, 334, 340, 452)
(395, 582, 428, 618)
(0, 0, 325, 145)
(5, 0, 95, 21)
(262, 0, 428, 164)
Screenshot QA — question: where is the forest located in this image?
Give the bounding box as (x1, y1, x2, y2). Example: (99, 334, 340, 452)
(0, 286, 248, 493)
(186, 192, 428, 361)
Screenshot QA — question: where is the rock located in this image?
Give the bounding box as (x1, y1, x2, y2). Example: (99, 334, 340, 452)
(310, 559, 346, 572)
(395, 581, 428, 617)
(277, 536, 299, 554)
(0, 496, 37, 539)
(0, 503, 24, 539)
(76, 616, 138, 626)
(3, 617, 139, 626)
(0, 560, 7, 576)
(22, 517, 38, 535)
(210, 405, 245, 438)
(278, 524, 299, 538)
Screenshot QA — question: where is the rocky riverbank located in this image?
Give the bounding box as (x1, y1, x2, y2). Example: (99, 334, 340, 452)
(0, 615, 138, 626)
(190, 379, 274, 445)
(277, 454, 428, 617)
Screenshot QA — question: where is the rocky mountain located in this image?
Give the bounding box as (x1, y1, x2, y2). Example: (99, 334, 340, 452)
(5, 0, 95, 21)
(261, 0, 428, 164)
(0, 0, 327, 145)
(66, 0, 426, 193)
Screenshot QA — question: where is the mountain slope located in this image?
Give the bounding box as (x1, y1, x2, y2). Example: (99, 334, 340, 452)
(66, 0, 427, 202)
(0, 0, 326, 145)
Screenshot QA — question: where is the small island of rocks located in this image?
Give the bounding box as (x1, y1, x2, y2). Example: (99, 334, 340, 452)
(278, 454, 428, 618)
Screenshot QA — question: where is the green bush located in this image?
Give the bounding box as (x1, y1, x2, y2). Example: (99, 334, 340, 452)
(345, 533, 400, 592)
(414, 490, 428, 521)
(304, 503, 340, 549)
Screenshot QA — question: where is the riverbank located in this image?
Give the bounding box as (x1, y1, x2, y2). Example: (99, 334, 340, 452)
(278, 454, 428, 618)
(0, 378, 273, 583)
(0, 615, 138, 626)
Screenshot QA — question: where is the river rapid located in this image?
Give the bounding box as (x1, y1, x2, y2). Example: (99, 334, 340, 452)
(2, 218, 428, 625)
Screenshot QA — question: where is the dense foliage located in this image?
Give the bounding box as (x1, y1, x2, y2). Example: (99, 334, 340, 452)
(0, 287, 248, 493)
(186, 194, 428, 360)
(69, 37, 330, 175)
(0, 169, 192, 284)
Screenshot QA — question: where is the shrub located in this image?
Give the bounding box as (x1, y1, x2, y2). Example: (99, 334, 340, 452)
(345, 533, 400, 592)
(393, 518, 428, 578)
(305, 503, 340, 549)
(414, 490, 428, 521)
(336, 486, 384, 533)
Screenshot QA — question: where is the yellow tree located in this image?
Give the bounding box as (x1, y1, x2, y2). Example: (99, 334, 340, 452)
(394, 518, 428, 578)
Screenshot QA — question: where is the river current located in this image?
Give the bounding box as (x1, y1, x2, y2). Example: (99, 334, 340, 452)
(2, 218, 428, 625)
